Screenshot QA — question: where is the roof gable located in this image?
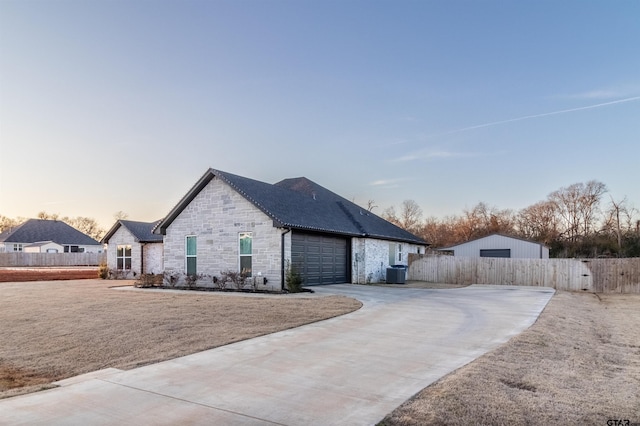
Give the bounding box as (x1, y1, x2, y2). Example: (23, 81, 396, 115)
(102, 220, 163, 244)
(154, 169, 427, 245)
(0, 219, 100, 246)
(440, 233, 548, 250)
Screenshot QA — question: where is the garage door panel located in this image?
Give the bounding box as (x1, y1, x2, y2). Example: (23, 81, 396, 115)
(291, 232, 349, 286)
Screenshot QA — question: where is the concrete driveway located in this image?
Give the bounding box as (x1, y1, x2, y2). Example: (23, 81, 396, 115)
(0, 284, 554, 425)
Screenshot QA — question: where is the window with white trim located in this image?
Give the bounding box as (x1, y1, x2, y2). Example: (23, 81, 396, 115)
(13, 243, 23, 252)
(239, 232, 252, 276)
(186, 236, 197, 275)
(116, 245, 132, 270)
(388, 243, 403, 265)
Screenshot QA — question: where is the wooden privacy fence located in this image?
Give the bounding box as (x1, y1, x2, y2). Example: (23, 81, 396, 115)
(408, 254, 640, 294)
(0, 252, 106, 267)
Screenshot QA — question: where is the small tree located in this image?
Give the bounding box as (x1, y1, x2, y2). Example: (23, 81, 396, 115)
(285, 260, 303, 293)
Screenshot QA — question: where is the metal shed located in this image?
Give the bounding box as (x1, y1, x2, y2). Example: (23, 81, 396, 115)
(439, 233, 549, 259)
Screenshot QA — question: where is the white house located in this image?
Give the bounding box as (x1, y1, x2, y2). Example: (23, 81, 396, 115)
(151, 168, 428, 289)
(439, 233, 549, 259)
(0, 219, 103, 253)
(23, 241, 64, 253)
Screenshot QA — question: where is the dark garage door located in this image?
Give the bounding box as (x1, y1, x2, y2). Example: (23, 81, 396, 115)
(291, 232, 349, 285)
(480, 249, 511, 258)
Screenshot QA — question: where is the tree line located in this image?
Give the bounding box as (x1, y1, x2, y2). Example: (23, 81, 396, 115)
(379, 180, 640, 258)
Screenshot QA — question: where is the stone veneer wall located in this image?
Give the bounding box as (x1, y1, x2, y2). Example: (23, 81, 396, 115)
(142, 243, 163, 274)
(352, 238, 425, 284)
(163, 176, 283, 290)
(106, 226, 141, 278)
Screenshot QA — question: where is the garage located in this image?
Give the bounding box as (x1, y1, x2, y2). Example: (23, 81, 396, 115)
(291, 232, 349, 285)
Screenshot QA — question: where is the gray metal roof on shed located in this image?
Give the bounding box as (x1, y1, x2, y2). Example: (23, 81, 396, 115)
(0, 219, 100, 245)
(154, 168, 427, 245)
(101, 220, 164, 244)
(439, 233, 549, 250)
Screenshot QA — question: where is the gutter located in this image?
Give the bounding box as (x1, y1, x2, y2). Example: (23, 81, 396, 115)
(280, 228, 291, 291)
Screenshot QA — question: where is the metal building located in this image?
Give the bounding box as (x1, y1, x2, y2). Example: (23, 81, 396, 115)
(439, 233, 549, 259)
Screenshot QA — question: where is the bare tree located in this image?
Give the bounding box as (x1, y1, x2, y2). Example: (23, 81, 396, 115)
(398, 200, 423, 232)
(37, 211, 59, 220)
(382, 206, 400, 226)
(366, 200, 378, 212)
(602, 197, 639, 252)
(64, 216, 105, 241)
(516, 200, 560, 245)
(0, 215, 19, 233)
(548, 180, 607, 241)
(113, 211, 129, 221)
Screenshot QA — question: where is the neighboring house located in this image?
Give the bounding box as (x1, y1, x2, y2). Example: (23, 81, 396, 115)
(23, 241, 64, 253)
(0, 219, 103, 253)
(439, 233, 549, 259)
(101, 220, 164, 277)
(153, 168, 428, 290)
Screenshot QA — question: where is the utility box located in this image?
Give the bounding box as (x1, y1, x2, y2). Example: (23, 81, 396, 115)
(386, 265, 407, 284)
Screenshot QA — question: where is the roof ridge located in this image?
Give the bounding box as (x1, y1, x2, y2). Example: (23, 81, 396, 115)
(336, 201, 367, 235)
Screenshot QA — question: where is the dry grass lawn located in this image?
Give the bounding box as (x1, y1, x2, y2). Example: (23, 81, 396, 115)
(381, 291, 640, 425)
(0, 279, 361, 398)
(3, 278, 639, 424)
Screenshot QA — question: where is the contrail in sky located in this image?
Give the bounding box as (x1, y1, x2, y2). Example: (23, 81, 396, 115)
(433, 95, 640, 138)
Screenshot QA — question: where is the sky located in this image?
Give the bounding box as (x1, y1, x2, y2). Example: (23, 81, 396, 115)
(1, 0, 639, 230)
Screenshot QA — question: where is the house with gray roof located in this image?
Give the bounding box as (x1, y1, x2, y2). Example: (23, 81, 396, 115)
(152, 168, 428, 290)
(0, 219, 102, 253)
(101, 220, 164, 277)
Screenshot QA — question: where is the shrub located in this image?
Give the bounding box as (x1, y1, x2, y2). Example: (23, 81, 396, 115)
(163, 271, 180, 287)
(220, 270, 248, 291)
(98, 263, 109, 279)
(285, 260, 303, 293)
(212, 275, 227, 290)
(136, 273, 161, 288)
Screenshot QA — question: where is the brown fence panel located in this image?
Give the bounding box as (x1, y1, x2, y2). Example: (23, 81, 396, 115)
(407, 255, 640, 293)
(0, 253, 106, 267)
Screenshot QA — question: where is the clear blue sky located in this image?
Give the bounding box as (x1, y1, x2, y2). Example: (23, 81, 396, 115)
(1, 0, 639, 229)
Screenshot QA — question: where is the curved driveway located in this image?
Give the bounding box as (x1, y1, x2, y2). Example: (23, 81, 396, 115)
(0, 284, 554, 425)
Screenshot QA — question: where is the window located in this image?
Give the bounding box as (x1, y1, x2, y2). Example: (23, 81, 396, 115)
(388, 243, 403, 265)
(239, 232, 252, 276)
(64, 245, 81, 253)
(480, 249, 511, 258)
(13, 244, 23, 252)
(116, 245, 132, 270)
(186, 236, 197, 275)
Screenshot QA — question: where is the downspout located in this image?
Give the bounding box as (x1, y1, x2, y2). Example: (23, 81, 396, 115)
(140, 243, 145, 275)
(280, 228, 291, 291)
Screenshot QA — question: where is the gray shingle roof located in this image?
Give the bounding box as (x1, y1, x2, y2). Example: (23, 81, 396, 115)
(155, 169, 427, 245)
(0, 219, 100, 246)
(101, 220, 163, 244)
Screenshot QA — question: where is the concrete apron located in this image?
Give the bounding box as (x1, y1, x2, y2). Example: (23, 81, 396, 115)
(0, 284, 555, 426)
